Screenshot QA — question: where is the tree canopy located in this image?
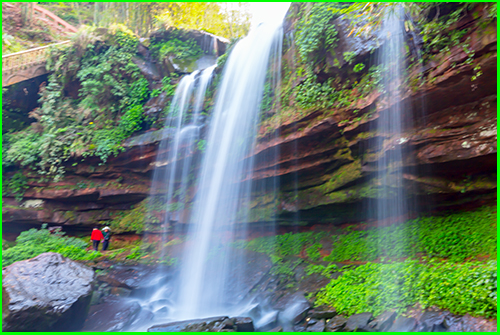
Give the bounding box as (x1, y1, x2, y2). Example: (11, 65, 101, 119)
(39, 2, 251, 39)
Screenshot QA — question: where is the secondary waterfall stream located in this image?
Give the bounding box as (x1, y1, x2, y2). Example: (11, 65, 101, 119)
(369, 5, 412, 226)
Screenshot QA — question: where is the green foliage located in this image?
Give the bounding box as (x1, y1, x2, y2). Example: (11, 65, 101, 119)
(161, 75, 178, 97)
(154, 2, 250, 39)
(417, 259, 497, 317)
(217, 52, 229, 68)
(197, 139, 207, 152)
(305, 263, 339, 277)
(3, 131, 43, 168)
(270, 258, 302, 277)
(109, 24, 139, 52)
(2, 172, 29, 201)
(126, 241, 178, 266)
(343, 51, 356, 65)
(305, 242, 323, 261)
(238, 231, 326, 264)
(416, 207, 496, 261)
(294, 66, 382, 111)
(295, 3, 348, 63)
(109, 201, 146, 234)
(324, 207, 496, 263)
(315, 259, 497, 318)
(4, 26, 156, 178)
(119, 105, 145, 134)
(418, 3, 476, 60)
(150, 38, 202, 61)
(353, 63, 365, 73)
(2, 224, 100, 267)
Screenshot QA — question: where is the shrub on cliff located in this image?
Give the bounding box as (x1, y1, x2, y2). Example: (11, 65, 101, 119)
(2, 224, 100, 267)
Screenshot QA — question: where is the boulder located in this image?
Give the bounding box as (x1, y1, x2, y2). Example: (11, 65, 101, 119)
(387, 316, 417, 332)
(278, 294, 311, 324)
(418, 310, 450, 330)
(443, 314, 464, 332)
(127, 308, 155, 330)
(344, 312, 372, 332)
(96, 264, 171, 291)
(266, 325, 283, 332)
(325, 315, 347, 332)
(233, 316, 255, 332)
(148, 316, 229, 332)
(82, 297, 142, 332)
(367, 310, 396, 332)
(254, 310, 279, 331)
(306, 319, 326, 332)
(308, 309, 337, 319)
(2, 252, 95, 331)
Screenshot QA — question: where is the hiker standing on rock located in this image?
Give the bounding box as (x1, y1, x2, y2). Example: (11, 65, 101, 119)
(90, 227, 103, 251)
(102, 227, 111, 251)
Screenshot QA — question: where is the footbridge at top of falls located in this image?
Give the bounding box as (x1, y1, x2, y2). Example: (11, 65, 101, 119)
(2, 41, 71, 87)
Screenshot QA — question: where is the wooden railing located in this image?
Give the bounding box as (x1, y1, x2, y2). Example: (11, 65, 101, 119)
(33, 4, 78, 33)
(2, 41, 70, 73)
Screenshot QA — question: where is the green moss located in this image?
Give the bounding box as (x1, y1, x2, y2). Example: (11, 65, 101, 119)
(62, 211, 77, 222)
(109, 201, 146, 234)
(320, 161, 362, 194)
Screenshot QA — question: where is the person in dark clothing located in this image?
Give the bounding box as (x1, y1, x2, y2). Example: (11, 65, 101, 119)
(102, 227, 111, 251)
(90, 227, 103, 251)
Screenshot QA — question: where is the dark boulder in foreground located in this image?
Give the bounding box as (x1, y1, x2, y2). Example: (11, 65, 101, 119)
(148, 316, 256, 332)
(2, 252, 95, 331)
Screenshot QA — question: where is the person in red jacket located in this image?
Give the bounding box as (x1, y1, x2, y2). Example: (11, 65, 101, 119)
(90, 227, 104, 251)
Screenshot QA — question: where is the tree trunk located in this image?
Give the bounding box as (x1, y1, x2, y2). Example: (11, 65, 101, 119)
(21, 3, 34, 27)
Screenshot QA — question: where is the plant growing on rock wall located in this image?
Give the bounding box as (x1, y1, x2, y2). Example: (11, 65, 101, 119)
(295, 2, 348, 64)
(2, 172, 29, 201)
(3, 24, 160, 179)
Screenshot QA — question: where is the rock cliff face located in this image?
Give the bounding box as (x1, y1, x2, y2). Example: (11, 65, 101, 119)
(254, 3, 496, 223)
(2, 3, 496, 234)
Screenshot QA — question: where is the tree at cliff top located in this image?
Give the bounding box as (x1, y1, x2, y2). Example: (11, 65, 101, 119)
(38, 2, 251, 39)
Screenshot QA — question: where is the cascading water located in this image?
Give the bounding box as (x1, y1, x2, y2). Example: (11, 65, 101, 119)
(174, 20, 283, 319)
(148, 65, 216, 239)
(129, 18, 285, 330)
(370, 6, 413, 234)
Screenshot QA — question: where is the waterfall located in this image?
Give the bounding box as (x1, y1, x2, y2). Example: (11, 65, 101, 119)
(174, 21, 283, 319)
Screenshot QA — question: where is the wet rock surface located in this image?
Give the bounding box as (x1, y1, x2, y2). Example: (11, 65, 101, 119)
(325, 315, 347, 332)
(96, 264, 172, 291)
(306, 319, 325, 332)
(82, 297, 142, 332)
(343, 312, 373, 332)
(147, 316, 253, 332)
(367, 310, 396, 332)
(2, 252, 95, 332)
(387, 316, 417, 332)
